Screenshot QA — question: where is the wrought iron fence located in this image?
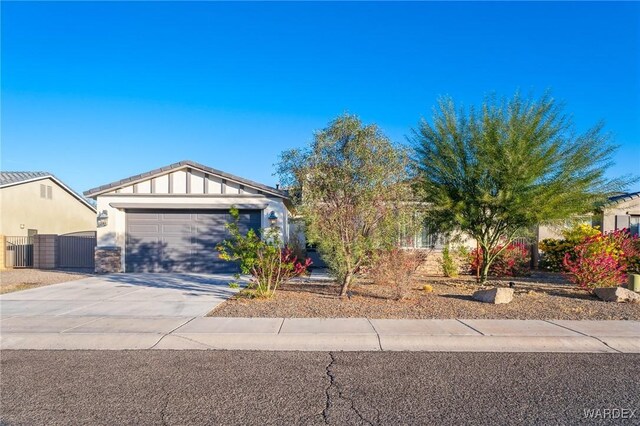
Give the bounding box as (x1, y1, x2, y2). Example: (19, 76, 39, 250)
(5, 236, 34, 268)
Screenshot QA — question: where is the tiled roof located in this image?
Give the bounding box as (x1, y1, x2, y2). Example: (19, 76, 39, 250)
(0, 171, 51, 187)
(0, 171, 96, 211)
(83, 160, 288, 199)
(608, 191, 640, 204)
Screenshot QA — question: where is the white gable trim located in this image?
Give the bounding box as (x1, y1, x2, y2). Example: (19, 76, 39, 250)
(88, 164, 285, 199)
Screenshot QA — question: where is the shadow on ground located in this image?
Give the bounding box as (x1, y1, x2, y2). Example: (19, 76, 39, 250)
(100, 273, 240, 298)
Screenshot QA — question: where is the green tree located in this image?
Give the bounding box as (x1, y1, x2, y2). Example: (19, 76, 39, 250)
(277, 114, 415, 296)
(413, 92, 634, 283)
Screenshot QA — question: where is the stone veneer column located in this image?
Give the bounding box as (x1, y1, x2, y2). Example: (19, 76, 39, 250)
(94, 246, 123, 273)
(33, 234, 58, 269)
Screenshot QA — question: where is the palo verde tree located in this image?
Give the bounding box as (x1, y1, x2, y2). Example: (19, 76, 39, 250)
(277, 114, 415, 297)
(413, 92, 634, 283)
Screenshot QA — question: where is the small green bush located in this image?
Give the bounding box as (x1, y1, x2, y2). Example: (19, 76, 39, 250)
(440, 245, 458, 277)
(217, 207, 312, 298)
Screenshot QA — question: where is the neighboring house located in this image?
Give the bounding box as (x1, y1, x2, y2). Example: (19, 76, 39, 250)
(596, 191, 640, 236)
(84, 160, 291, 273)
(537, 191, 640, 241)
(0, 171, 96, 236)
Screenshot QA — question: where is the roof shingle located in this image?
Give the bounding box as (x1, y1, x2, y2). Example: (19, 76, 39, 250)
(0, 171, 51, 187)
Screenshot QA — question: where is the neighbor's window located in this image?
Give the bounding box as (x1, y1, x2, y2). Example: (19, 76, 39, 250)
(630, 216, 640, 237)
(40, 184, 53, 199)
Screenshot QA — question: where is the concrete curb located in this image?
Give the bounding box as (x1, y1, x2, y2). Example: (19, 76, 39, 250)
(1, 317, 639, 353)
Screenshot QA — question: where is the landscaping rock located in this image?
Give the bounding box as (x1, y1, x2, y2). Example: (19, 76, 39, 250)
(472, 287, 514, 304)
(594, 287, 640, 303)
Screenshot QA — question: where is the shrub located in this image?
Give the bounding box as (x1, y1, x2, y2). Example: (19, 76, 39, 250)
(217, 208, 312, 298)
(470, 242, 530, 278)
(422, 284, 433, 293)
(563, 229, 640, 291)
(628, 239, 640, 274)
(539, 239, 574, 272)
(539, 224, 601, 271)
(440, 245, 458, 277)
(369, 248, 427, 300)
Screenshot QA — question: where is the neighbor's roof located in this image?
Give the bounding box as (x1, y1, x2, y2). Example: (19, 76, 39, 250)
(0, 171, 51, 186)
(0, 171, 97, 212)
(83, 160, 289, 199)
(607, 191, 640, 204)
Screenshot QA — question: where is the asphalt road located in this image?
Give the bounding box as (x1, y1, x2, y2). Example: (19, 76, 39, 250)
(1, 351, 639, 425)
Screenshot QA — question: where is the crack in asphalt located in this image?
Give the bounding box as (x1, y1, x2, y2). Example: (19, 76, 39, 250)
(323, 352, 375, 426)
(322, 352, 335, 424)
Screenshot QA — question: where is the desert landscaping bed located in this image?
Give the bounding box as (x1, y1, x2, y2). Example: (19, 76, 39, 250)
(0, 269, 93, 294)
(210, 272, 640, 320)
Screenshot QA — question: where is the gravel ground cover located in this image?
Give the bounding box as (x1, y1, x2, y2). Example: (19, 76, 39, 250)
(210, 272, 640, 320)
(0, 269, 93, 294)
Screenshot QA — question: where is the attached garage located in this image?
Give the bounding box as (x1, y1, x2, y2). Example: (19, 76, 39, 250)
(84, 160, 291, 274)
(125, 209, 261, 273)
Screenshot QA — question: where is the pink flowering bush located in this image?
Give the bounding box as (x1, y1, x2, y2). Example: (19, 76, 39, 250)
(563, 229, 639, 291)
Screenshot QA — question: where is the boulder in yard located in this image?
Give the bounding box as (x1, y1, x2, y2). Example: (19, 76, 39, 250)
(594, 287, 640, 303)
(472, 287, 514, 304)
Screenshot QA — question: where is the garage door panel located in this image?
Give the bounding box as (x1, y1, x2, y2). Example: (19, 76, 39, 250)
(161, 224, 191, 234)
(161, 213, 192, 221)
(195, 212, 227, 220)
(128, 224, 161, 233)
(129, 213, 160, 220)
(126, 209, 261, 273)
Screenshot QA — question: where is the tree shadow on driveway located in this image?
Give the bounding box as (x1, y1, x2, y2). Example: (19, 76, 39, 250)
(99, 273, 243, 298)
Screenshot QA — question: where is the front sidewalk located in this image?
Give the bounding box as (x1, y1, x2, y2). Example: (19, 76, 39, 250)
(1, 317, 638, 352)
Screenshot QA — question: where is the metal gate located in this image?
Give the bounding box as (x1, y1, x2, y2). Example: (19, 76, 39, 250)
(5, 236, 34, 268)
(58, 235, 97, 269)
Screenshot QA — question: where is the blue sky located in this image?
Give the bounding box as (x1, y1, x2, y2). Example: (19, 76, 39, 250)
(2, 1, 639, 193)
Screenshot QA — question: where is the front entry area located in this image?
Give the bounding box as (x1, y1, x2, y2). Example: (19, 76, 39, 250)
(125, 209, 261, 273)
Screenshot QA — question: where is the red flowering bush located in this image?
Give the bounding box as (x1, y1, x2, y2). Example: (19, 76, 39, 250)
(278, 247, 313, 277)
(469, 242, 530, 277)
(562, 229, 639, 291)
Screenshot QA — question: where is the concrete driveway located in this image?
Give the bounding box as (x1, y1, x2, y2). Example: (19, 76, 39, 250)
(0, 273, 239, 318)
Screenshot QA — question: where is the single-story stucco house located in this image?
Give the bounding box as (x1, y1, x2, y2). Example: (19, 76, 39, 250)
(83, 160, 291, 273)
(0, 171, 96, 237)
(537, 190, 640, 241)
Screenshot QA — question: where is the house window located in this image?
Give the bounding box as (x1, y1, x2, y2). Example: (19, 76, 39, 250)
(630, 216, 640, 237)
(46, 186, 52, 199)
(401, 218, 447, 250)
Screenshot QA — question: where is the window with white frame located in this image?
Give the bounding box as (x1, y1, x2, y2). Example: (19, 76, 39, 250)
(400, 216, 447, 250)
(630, 216, 640, 237)
(40, 184, 53, 199)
